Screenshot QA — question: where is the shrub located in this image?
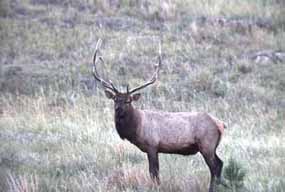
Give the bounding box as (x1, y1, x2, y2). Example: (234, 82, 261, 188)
(222, 158, 247, 192)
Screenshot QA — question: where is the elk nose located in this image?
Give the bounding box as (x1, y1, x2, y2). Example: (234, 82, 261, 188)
(115, 104, 121, 111)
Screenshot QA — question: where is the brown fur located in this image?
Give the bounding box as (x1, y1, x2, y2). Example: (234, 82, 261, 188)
(92, 39, 225, 191)
(209, 114, 226, 135)
(106, 92, 225, 192)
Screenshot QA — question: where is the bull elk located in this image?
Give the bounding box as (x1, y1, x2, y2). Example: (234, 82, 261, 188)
(92, 39, 226, 192)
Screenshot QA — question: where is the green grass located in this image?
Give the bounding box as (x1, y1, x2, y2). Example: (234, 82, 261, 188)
(0, 92, 284, 191)
(1, 0, 285, 191)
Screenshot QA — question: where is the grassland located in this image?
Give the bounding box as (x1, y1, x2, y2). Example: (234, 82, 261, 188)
(0, 0, 285, 191)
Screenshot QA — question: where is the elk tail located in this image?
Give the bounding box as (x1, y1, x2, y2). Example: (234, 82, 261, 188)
(210, 115, 226, 135)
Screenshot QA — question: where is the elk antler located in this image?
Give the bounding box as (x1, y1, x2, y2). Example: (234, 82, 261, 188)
(129, 43, 162, 94)
(92, 39, 119, 93)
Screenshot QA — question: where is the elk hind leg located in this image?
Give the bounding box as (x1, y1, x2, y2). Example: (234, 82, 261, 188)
(214, 153, 224, 183)
(201, 151, 222, 192)
(214, 154, 229, 187)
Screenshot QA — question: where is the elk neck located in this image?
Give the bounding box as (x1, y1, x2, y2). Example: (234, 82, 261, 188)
(114, 103, 141, 142)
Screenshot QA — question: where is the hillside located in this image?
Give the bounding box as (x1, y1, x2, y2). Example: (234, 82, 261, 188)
(0, 0, 285, 191)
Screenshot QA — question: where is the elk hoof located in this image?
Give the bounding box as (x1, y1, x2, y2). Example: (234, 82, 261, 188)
(217, 178, 229, 188)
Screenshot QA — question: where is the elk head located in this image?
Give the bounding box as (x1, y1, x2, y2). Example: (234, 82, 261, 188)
(92, 39, 162, 112)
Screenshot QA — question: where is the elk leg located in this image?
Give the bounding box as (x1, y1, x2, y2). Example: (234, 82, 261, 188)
(147, 148, 160, 185)
(214, 153, 223, 184)
(201, 153, 218, 192)
(214, 154, 228, 187)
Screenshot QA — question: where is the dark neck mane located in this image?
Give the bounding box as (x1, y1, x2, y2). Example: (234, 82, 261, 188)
(114, 105, 140, 142)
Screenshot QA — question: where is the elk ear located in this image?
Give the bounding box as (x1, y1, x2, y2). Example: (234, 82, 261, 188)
(132, 93, 141, 101)
(105, 90, 115, 99)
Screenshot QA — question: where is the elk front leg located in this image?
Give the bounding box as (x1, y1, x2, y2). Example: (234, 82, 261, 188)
(147, 148, 160, 185)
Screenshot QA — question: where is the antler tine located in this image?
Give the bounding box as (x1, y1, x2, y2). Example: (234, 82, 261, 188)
(98, 57, 119, 92)
(129, 43, 162, 94)
(92, 39, 119, 93)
